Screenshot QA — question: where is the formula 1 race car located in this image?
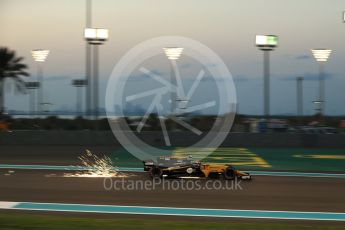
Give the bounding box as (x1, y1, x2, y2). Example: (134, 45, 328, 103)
(143, 156, 251, 180)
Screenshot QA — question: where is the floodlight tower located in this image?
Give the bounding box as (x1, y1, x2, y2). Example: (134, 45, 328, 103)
(255, 35, 278, 118)
(296, 76, 303, 118)
(25, 81, 40, 117)
(72, 79, 87, 116)
(163, 47, 183, 115)
(311, 49, 331, 116)
(85, 0, 92, 118)
(31, 49, 49, 114)
(84, 28, 109, 120)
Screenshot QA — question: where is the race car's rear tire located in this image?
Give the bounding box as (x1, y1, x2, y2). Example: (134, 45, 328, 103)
(149, 167, 163, 179)
(223, 167, 235, 180)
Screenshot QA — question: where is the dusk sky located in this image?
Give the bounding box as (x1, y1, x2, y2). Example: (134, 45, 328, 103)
(1, 0, 345, 115)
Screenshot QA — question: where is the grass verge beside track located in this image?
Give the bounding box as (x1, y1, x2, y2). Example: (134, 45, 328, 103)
(111, 147, 345, 172)
(0, 213, 344, 230)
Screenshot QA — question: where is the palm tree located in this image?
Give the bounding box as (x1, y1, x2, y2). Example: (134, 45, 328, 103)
(0, 47, 29, 115)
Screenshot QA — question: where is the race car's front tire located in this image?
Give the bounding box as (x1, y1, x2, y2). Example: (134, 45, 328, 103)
(149, 167, 163, 179)
(223, 167, 235, 180)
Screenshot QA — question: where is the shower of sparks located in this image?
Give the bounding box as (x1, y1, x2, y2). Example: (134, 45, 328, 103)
(63, 149, 132, 178)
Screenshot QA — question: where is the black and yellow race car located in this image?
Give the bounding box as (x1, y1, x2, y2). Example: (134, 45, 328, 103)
(143, 156, 251, 180)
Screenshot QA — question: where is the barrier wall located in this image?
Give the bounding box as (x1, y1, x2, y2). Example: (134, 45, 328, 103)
(1, 131, 345, 148)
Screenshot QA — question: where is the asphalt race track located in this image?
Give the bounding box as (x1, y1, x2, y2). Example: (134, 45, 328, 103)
(1, 170, 345, 217)
(1, 170, 344, 212)
(1, 145, 345, 223)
